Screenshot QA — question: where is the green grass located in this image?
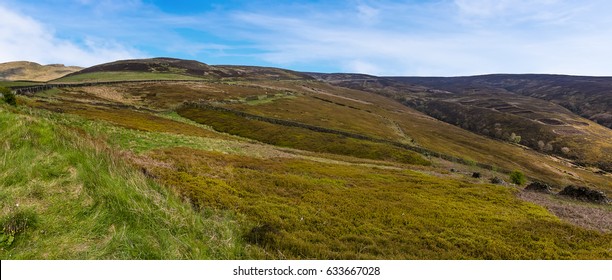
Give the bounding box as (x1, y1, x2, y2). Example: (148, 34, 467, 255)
(148, 147, 612, 259)
(177, 106, 431, 166)
(52, 71, 208, 83)
(0, 105, 245, 259)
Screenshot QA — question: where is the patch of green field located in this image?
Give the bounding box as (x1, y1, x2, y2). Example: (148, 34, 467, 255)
(52, 71, 207, 83)
(148, 147, 612, 259)
(0, 81, 44, 87)
(36, 88, 62, 97)
(0, 105, 245, 259)
(177, 106, 430, 166)
(239, 92, 297, 105)
(116, 82, 288, 109)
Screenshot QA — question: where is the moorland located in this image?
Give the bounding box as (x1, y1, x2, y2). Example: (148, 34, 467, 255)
(1, 58, 610, 259)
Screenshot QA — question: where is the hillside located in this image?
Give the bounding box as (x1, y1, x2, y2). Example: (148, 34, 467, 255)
(0, 61, 82, 82)
(2, 58, 610, 259)
(318, 74, 612, 172)
(394, 75, 612, 129)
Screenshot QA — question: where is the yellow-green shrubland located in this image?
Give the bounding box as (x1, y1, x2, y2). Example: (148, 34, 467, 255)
(147, 147, 611, 259)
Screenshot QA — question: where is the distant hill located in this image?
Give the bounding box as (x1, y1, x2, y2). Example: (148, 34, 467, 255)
(391, 74, 612, 129)
(63, 57, 313, 82)
(0, 61, 82, 81)
(314, 73, 612, 171)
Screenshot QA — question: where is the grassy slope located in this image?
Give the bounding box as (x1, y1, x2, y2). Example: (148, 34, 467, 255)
(52, 71, 207, 83)
(177, 106, 430, 166)
(0, 105, 245, 259)
(228, 95, 402, 141)
(231, 80, 612, 191)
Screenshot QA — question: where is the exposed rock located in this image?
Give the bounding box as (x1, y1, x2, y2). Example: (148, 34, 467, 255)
(558, 185, 609, 204)
(524, 182, 553, 194)
(490, 177, 504, 184)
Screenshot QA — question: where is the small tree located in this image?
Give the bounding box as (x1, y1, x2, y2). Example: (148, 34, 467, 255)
(1, 87, 16, 106)
(509, 170, 526, 185)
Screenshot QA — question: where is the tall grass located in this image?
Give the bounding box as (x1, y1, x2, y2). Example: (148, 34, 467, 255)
(0, 105, 245, 259)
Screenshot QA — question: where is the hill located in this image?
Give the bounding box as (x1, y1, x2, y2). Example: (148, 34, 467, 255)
(58, 57, 312, 82)
(0, 61, 82, 82)
(2, 58, 610, 259)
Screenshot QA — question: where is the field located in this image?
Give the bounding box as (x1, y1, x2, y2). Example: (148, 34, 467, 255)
(52, 71, 208, 83)
(0, 81, 44, 87)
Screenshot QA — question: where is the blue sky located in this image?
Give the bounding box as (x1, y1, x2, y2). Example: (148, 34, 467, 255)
(1, 0, 611, 76)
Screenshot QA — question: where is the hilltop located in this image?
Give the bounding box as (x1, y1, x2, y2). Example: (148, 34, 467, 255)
(1, 58, 610, 259)
(59, 57, 312, 82)
(0, 61, 82, 82)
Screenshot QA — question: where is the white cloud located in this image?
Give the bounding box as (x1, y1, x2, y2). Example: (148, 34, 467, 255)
(0, 4, 142, 66)
(226, 1, 612, 76)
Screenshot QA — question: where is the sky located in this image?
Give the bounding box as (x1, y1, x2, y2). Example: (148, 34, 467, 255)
(1, 0, 611, 76)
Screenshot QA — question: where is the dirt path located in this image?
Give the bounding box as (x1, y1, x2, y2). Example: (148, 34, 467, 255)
(518, 191, 611, 232)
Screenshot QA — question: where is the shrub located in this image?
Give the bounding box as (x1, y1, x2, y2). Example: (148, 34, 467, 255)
(1, 87, 16, 106)
(509, 170, 526, 185)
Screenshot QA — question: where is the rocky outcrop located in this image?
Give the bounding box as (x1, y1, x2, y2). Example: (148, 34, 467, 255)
(524, 182, 553, 194)
(558, 185, 609, 204)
